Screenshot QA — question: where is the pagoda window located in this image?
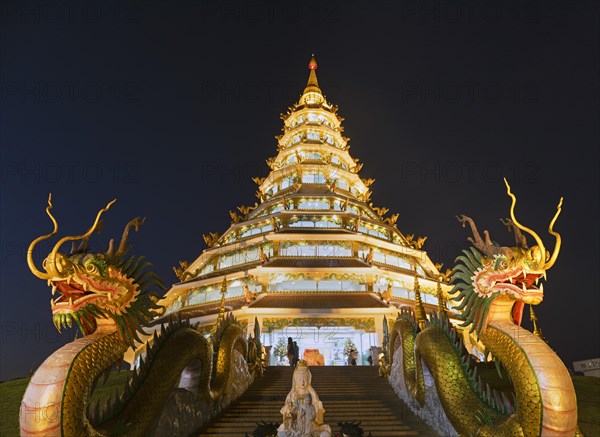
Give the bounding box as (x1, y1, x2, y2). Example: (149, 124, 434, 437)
(266, 184, 279, 196)
(305, 152, 321, 160)
(298, 199, 329, 210)
(287, 154, 297, 164)
(362, 226, 388, 240)
(289, 219, 315, 228)
(331, 155, 340, 165)
(280, 178, 291, 190)
(199, 263, 215, 276)
(240, 226, 262, 239)
(227, 280, 245, 297)
(302, 170, 326, 184)
(217, 244, 267, 269)
(307, 113, 318, 122)
(336, 179, 349, 190)
(423, 293, 438, 306)
(279, 242, 351, 257)
(314, 219, 341, 228)
(358, 247, 412, 270)
(270, 279, 318, 292)
(317, 242, 352, 257)
(393, 287, 410, 300)
(187, 289, 205, 306)
(166, 297, 183, 314)
(307, 132, 320, 141)
(280, 242, 317, 257)
(324, 135, 334, 145)
(293, 134, 302, 144)
(348, 205, 360, 215)
(204, 289, 222, 302)
(271, 204, 284, 214)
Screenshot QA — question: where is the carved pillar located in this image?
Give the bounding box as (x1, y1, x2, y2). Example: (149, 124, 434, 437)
(352, 241, 359, 257)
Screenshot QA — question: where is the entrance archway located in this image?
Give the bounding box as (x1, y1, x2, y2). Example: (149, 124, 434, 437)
(261, 318, 378, 366)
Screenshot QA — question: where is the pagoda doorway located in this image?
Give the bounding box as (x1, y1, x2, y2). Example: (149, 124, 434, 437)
(263, 324, 378, 367)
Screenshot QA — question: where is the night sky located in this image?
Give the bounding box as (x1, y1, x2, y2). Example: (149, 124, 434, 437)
(1, 1, 598, 381)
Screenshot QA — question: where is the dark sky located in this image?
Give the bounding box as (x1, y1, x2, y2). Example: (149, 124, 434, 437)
(1, 1, 598, 381)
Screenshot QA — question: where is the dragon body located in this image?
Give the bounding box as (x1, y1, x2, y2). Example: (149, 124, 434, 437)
(388, 181, 578, 436)
(21, 196, 251, 437)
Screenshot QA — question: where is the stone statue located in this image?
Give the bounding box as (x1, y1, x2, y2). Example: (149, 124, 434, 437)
(278, 361, 331, 437)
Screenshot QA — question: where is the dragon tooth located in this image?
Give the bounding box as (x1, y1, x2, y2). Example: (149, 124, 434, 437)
(47, 279, 52, 286)
(535, 277, 539, 285)
(52, 285, 57, 295)
(51, 298, 55, 306)
(540, 283, 544, 293)
(522, 282, 527, 292)
(543, 271, 547, 281)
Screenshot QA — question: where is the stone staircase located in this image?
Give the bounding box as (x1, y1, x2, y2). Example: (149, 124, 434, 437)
(198, 366, 436, 436)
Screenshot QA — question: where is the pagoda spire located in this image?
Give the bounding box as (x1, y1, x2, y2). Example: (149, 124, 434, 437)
(214, 277, 228, 330)
(303, 54, 322, 95)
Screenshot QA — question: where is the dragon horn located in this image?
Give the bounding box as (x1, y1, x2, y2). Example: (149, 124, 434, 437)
(501, 218, 528, 248)
(456, 215, 486, 248)
(458, 215, 509, 257)
(115, 217, 146, 257)
(483, 229, 494, 246)
(27, 194, 57, 280)
(504, 178, 547, 263)
(49, 199, 116, 267)
(544, 197, 563, 270)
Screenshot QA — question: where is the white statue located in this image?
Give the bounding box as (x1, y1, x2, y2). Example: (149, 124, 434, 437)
(278, 360, 331, 437)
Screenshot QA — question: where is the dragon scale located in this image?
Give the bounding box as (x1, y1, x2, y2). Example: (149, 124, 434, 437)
(391, 303, 577, 436)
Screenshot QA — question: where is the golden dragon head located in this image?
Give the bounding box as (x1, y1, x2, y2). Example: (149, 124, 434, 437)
(451, 180, 563, 334)
(28, 195, 164, 343)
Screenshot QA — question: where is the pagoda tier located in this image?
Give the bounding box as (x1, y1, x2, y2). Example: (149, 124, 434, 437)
(152, 57, 453, 357)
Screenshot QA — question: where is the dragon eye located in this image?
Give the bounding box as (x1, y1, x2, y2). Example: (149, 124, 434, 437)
(493, 257, 508, 270)
(83, 258, 107, 277)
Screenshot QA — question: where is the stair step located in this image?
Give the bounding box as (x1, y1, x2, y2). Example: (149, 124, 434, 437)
(197, 366, 436, 436)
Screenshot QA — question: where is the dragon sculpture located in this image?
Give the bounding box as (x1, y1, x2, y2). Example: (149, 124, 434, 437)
(388, 180, 579, 436)
(21, 195, 253, 437)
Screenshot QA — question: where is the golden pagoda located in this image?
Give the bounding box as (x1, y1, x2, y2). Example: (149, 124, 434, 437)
(149, 56, 452, 366)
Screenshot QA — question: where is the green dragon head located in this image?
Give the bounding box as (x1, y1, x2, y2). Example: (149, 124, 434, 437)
(451, 180, 563, 335)
(28, 195, 164, 345)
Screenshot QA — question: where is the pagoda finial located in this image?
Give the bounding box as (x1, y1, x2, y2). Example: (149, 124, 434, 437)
(303, 54, 321, 95)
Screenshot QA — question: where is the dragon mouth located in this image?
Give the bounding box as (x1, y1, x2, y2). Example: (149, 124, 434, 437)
(50, 275, 116, 314)
(474, 268, 546, 305)
(501, 271, 545, 304)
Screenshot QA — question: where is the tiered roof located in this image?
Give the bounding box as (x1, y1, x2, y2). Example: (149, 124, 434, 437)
(158, 56, 449, 319)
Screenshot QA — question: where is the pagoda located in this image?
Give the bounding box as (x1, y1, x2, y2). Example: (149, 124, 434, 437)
(148, 56, 452, 366)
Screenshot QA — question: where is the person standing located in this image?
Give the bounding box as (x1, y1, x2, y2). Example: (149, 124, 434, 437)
(347, 348, 357, 366)
(287, 337, 294, 366)
(293, 341, 300, 366)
